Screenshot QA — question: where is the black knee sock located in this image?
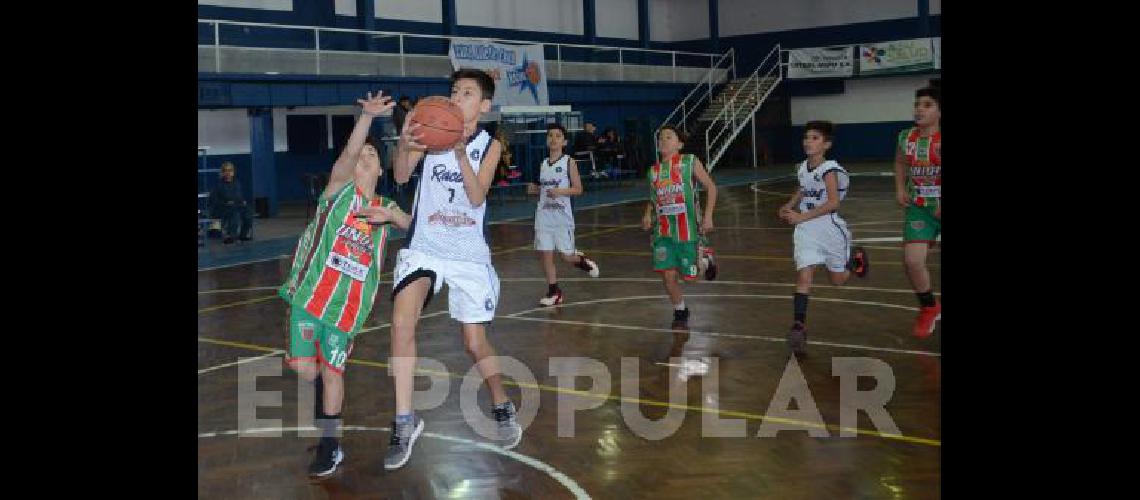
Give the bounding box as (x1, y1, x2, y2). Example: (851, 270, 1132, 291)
(547, 283, 560, 294)
(916, 290, 936, 307)
(793, 293, 809, 323)
(313, 374, 324, 420)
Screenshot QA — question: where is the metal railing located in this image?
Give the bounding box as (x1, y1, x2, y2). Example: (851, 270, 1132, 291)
(654, 47, 735, 138)
(703, 44, 782, 172)
(198, 19, 723, 83)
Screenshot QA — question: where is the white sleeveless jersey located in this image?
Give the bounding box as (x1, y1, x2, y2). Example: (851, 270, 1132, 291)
(535, 154, 575, 229)
(406, 129, 494, 263)
(797, 159, 849, 214)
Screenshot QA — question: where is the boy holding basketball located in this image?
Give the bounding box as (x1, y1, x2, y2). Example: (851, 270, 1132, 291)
(527, 122, 600, 306)
(386, 69, 519, 470)
(641, 125, 717, 329)
(278, 91, 411, 477)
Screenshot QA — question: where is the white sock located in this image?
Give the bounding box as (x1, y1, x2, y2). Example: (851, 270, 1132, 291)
(674, 300, 686, 311)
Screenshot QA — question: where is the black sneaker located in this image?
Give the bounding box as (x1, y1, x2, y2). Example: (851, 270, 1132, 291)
(492, 402, 522, 449)
(787, 321, 807, 357)
(308, 438, 344, 478)
(848, 246, 868, 277)
(671, 308, 690, 329)
(383, 416, 424, 470)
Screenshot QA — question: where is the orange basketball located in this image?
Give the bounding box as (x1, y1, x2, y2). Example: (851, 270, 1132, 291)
(411, 96, 464, 151)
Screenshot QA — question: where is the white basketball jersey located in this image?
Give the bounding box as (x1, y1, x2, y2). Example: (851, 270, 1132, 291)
(797, 159, 849, 214)
(406, 129, 494, 263)
(535, 154, 574, 229)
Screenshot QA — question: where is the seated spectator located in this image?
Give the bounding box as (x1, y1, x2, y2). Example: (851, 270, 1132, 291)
(596, 127, 622, 168)
(208, 161, 254, 244)
(573, 121, 599, 155)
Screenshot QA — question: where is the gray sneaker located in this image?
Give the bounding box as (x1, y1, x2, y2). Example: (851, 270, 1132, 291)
(788, 321, 807, 357)
(383, 416, 424, 470)
(492, 402, 522, 450)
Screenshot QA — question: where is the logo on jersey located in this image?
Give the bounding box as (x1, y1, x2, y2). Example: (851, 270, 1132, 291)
(471, 149, 481, 162)
(336, 219, 376, 257)
(555, 166, 562, 173)
(428, 209, 477, 227)
(430, 164, 464, 183)
(484, 297, 494, 311)
(911, 220, 926, 230)
(655, 246, 667, 262)
(300, 323, 315, 342)
(910, 166, 940, 178)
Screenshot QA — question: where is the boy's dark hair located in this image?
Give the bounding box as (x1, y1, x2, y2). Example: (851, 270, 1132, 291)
(546, 122, 567, 137)
(451, 69, 496, 101)
(916, 86, 940, 108)
(804, 120, 834, 141)
(658, 124, 687, 144)
(398, 96, 410, 103)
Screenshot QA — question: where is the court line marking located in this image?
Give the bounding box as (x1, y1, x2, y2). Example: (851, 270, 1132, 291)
(197, 426, 590, 499)
(196, 336, 940, 447)
(573, 249, 938, 267)
(506, 294, 920, 317)
(356, 310, 451, 334)
(503, 294, 938, 357)
(493, 222, 903, 233)
(206, 285, 930, 356)
(504, 316, 937, 357)
(848, 220, 905, 226)
(198, 295, 279, 313)
(504, 278, 941, 296)
(860, 245, 940, 252)
(854, 236, 941, 243)
(199, 279, 940, 306)
(198, 350, 285, 375)
(198, 254, 293, 272)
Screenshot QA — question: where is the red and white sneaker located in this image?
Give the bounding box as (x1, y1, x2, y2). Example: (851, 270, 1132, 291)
(849, 246, 868, 278)
(539, 290, 564, 307)
(913, 301, 941, 338)
(575, 251, 600, 278)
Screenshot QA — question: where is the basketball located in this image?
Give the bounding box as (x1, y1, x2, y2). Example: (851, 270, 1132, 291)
(410, 96, 464, 151)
